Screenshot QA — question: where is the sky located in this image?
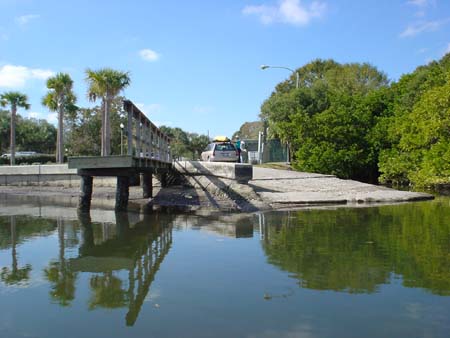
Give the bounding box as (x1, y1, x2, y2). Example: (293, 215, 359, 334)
(0, 0, 449, 138)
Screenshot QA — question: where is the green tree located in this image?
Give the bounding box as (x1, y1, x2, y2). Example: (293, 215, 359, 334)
(0, 110, 56, 155)
(65, 97, 125, 156)
(160, 126, 191, 159)
(160, 126, 210, 160)
(42, 73, 77, 163)
(16, 117, 57, 154)
(188, 133, 210, 160)
(261, 59, 388, 182)
(378, 54, 450, 187)
(232, 121, 263, 140)
(85, 68, 131, 156)
(0, 91, 30, 165)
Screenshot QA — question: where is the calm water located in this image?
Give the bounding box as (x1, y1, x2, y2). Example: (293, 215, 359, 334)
(0, 197, 449, 338)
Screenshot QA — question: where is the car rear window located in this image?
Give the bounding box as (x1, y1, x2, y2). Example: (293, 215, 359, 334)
(215, 143, 236, 151)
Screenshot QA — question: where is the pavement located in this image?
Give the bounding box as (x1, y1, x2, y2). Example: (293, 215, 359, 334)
(248, 167, 433, 207)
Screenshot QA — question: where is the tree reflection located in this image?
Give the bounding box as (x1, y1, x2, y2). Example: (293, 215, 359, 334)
(43, 218, 77, 306)
(0, 216, 32, 286)
(89, 271, 128, 309)
(261, 200, 450, 295)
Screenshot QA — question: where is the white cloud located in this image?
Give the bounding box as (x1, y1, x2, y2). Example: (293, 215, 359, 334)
(0, 64, 55, 88)
(30, 69, 54, 79)
(417, 47, 428, 54)
(15, 14, 40, 26)
(399, 19, 448, 37)
(139, 49, 160, 62)
(406, 0, 435, 7)
(407, 0, 427, 6)
(242, 0, 326, 26)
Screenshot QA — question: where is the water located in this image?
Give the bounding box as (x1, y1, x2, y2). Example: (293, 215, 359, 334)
(0, 197, 449, 338)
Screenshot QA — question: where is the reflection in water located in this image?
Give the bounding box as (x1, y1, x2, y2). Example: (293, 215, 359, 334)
(44, 218, 78, 306)
(0, 216, 32, 285)
(0, 198, 449, 337)
(260, 200, 450, 295)
(72, 211, 173, 326)
(0, 209, 173, 326)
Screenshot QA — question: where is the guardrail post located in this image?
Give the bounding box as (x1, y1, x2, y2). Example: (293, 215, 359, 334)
(127, 105, 133, 155)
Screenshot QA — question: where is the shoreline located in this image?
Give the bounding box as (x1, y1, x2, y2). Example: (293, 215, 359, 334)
(0, 166, 435, 214)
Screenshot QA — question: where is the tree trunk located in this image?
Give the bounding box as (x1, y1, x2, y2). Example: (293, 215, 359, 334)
(10, 105, 16, 166)
(101, 101, 105, 156)
(104, 95, 111, 156)
(57, 103, 64, 163)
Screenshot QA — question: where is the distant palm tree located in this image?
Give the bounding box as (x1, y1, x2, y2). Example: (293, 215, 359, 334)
(0, 91, 30, 165)
(85, 68, 130, 156)
(42, 73, 77, 163)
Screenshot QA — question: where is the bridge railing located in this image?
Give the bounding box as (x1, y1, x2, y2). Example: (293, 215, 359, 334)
(123, 100, 171, 163)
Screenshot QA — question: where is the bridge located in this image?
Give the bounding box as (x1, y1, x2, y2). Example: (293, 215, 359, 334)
(68, 100, 173, 212)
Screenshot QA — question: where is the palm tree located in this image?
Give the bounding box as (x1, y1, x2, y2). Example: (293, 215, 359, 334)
(0, 91, 30, 165)
(42, 73, 77, 163)
(85, 68, 130, 156)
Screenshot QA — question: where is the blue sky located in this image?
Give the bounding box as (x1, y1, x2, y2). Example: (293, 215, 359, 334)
(0, 0, 449, 138)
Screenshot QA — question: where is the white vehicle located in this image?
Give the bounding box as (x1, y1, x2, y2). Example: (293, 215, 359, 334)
(2, 151, 38, 158)
(201, 142, 239, 162)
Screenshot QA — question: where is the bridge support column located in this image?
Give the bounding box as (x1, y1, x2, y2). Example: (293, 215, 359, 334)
(78, 175, 93, 212)
(142, 172, 152, 198)
(116, 176, 130, 211)
(160, 171, 168, 188)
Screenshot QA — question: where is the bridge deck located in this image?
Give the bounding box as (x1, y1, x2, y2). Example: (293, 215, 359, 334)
(68, 155, 172, 176)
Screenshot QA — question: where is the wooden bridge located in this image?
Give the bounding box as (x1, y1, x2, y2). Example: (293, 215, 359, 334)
(69, 100, 172, 211)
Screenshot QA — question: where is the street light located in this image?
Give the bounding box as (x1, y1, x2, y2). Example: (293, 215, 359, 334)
(260, 64, 299, 89)
(120, 123, 124, 155)
(261, 64, 299, 164)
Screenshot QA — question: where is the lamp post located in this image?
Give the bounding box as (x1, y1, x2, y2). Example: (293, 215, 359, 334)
(120, 123, 124, 155)
(261, 64, 299, 164)
(260, 64, 299, 89)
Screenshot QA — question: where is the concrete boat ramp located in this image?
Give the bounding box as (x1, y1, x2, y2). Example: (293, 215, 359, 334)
(158, 163, 433, 211)
(249, 167, 432, 208)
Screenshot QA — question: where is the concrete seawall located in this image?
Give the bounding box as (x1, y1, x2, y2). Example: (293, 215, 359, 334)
(0, 164, 116, 187)
(0, 162, 253, 187)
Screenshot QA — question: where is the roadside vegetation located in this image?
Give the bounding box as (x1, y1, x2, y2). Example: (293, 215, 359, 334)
(159, 126, 209, 160)
(260, 54, 450, 188)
